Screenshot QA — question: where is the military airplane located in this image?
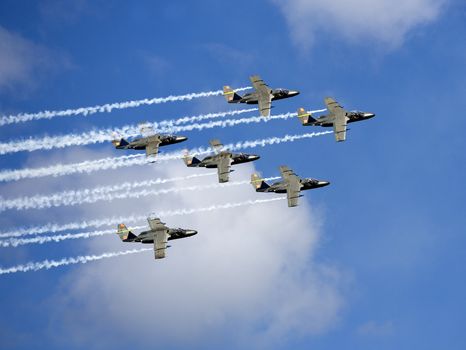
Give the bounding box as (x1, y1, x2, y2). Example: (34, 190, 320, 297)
(183, 139, 260, 183)
(223, 75, 299, 117)
(297, 97, 375, 142)
(112, 124, 187, 158)
(116, 217, 197, 259)
(251, 166, 329, 207)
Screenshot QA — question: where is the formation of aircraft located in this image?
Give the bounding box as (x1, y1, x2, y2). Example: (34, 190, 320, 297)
(110, 75, 375, 259)
(251, 166, 330, 207)
(297, 97, 375, 142)
(223, 75, 299, 117)
(116, 217, 197, 259)
(183, 139, 260, 183)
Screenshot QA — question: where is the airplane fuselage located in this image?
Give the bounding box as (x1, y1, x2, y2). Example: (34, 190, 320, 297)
(192, 152, 260, 168)
(308, 111, 375, 127)
(259, 178, 330, 193)
(132, 228, 197, 244)
(232, 89, 300, 104)
(116, 135, 188, 150)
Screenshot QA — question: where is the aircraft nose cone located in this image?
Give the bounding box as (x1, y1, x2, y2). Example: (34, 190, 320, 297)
(364, 113, 375, 118)
(249, 154, 260, 161)
(176, 136, 188, 142)
(318, 181, 330, 187)
(186, 230, 198, 236)
(289, 90, 300, 97)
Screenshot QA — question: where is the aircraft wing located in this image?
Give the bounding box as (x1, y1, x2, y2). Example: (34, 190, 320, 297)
(286, 176, 302, 207)
(325, 98, 347, 142)
(145, 140, 161, 157)
(279, 165, 297, 180)
(324, 97, 345, 116)
(258, 95, 272, 117)
(250, 75, 272, 117)
(279, 166, 302, 207)
(154, 230, 169, 259)
(216, 155, 232, 183)
(147, 217, 168, 231)
(286, 187, 301, 207)
(147, 218, 169, 259)
(333, 114, 347, 142)
(209, 139, 225, 154)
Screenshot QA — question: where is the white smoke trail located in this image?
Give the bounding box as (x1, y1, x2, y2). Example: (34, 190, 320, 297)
(0, 108, 326, 155)
(0, 130, 333, 182)
(0, 108, 260, 155)
(0, 154, 149, 182)
(0, 226, 144, 248)
(0, 87, 251, 127)
(0, 197, 285, 240)
(0, 197, 286, 248)
(0, 248, 152, 275)
(0, 177, 279, 212)
(0, 172, 215, 212)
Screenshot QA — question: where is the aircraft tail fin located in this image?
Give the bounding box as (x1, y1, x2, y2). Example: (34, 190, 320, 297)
(251, 173, 270, 192)
(183, 150, 201, 167)
(112, 138, 129, 148)
(297, 108, 316, 125)
(116, 224, 137, 242)
(223, 86, 242, 103)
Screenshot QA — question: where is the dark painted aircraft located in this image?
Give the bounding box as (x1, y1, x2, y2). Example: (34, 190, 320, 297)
(251, 166, 329, 207)
(297, 97, 375, 142)
(116, 217, 197, 259)
(183, 139, 260, 183)
(223, 75, 299, 117)
(112, 124, 187, 158)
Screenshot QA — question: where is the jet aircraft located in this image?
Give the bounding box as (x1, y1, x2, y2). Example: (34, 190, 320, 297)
(116, 217, 197, 259)
(183, 139, 260, 183)
(251, 166, 329, 207)
(112, 124, 187, 158)
(223, 75, 299, 117)
(297, 97, 375, 142)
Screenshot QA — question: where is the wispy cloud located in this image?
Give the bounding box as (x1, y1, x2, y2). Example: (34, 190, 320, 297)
(0, 26, 53, 92)
(271, 0, 446, 52)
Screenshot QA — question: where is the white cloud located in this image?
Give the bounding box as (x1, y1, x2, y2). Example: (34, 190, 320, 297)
(271, 0, 446, 51)
(0, 26, 52, 92)
(34, 149, 345, 348)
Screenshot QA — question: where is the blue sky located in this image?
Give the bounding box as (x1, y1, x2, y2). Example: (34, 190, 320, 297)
(0, 1, 465, 349)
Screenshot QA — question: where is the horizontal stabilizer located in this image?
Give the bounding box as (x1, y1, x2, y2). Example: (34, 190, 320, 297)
(112, 138, 129, 147)
(251, 173, 270, 191)
(116, 223, 137, 242)
(297, 108, 317, 125)
(183, 150, 201, 166)
(223, 86, 242, 102)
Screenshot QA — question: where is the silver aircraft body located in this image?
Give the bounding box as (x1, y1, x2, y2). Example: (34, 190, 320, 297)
(184, 139, 260, 183)
(251, 166, 329, 207)
(116, 217, 197, 259)
(112, 124, 187, 158)
(223, 75, 299, 117)
(297, 97, 375, 142)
